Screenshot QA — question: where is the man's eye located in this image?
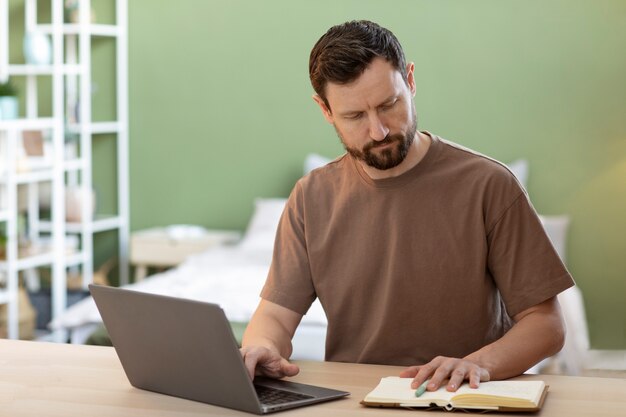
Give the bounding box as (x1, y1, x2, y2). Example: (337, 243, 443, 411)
(381, 101, 396, 111)
(346, 113, 363, 120)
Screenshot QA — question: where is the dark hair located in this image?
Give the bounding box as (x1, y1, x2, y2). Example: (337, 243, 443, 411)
(309, 20, 407, 110)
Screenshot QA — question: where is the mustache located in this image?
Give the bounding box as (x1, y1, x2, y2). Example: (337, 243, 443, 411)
(364, 134, 403, 152)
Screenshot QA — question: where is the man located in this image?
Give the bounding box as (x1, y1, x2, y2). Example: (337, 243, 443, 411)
(241, 20, 574, 394)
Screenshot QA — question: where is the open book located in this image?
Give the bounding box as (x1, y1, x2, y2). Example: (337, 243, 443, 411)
(362, 377, 548, 412)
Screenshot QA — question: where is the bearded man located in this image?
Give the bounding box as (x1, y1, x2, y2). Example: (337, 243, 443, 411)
(241, 20, 574, 394)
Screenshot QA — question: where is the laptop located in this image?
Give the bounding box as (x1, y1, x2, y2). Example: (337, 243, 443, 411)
(89, 285, 349, 414)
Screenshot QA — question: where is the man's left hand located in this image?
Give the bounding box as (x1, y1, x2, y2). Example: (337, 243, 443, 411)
(400, 356, 490, 392)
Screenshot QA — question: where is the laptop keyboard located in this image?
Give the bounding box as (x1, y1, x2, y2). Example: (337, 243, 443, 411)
(255, 384, 314, 405)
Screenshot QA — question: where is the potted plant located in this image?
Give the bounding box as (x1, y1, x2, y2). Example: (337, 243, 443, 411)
(0, 80, 19, 120)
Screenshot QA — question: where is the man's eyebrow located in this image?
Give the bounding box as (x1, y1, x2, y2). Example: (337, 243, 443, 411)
(337, 95, 399, 117)
(337, 109, 363, 117)
(378, 95, 399, 106)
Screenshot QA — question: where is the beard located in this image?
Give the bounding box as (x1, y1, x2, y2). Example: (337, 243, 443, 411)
(338, 108, 418, 171)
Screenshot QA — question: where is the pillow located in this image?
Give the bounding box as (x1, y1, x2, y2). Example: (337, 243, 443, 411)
(538, 214, 570, 263)
(506, 159, 529, 189)
(304, 153, 331, 175)
(239, 198, 287, 250)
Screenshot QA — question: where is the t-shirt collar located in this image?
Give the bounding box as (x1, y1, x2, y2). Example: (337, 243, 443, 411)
(351, 131, 442, 188)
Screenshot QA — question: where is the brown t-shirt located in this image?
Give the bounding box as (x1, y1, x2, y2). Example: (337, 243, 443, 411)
(261, 133, 574, 366)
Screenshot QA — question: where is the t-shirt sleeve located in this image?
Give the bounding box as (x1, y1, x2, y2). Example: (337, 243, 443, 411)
(487, 191, 575, 317)
(260, 181, 317, 315)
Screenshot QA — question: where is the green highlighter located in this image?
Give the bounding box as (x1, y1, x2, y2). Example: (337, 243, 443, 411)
(414, 380, 429, 397)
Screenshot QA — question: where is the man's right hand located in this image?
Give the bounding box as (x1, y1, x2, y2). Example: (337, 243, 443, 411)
(240, 345, 300, 381)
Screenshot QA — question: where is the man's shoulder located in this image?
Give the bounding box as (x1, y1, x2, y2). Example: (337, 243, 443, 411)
(435, 135, 521, 185)
(438, 136, 503, 167)
(307, 153, 349, 173)
(299, 153, 350, 186)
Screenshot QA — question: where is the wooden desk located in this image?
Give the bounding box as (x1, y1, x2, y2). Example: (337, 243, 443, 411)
(1, 339, 625, 416)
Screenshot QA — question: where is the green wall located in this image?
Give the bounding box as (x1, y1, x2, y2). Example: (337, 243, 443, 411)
(8, 0, 626, 349)
(128, 0, 626, 349)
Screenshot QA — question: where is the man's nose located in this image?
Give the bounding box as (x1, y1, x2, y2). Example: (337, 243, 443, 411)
(368, 115, 389, 141)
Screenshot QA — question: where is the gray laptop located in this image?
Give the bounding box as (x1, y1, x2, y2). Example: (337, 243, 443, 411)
(89, 285, 349, 414)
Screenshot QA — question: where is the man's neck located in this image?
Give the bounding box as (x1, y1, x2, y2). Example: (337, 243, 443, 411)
(360, 131, 431, 180)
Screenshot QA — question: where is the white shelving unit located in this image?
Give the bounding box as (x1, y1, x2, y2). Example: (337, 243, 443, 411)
(0, 0, 128, 341)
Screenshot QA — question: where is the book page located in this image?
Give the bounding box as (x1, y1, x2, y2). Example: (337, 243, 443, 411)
(364, 377, 454, 404)
(452, 380, 545, 406)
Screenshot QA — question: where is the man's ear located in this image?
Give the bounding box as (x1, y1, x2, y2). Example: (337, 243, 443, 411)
(312, 94, 334, 124)
(406, 62, 416, 96)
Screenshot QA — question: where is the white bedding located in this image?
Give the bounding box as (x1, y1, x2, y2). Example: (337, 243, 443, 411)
(50, 198, 329, 360)
(50, 245, 327, 331)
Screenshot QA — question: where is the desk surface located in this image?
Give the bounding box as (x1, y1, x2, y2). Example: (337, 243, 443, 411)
(1, 339, 625, 416)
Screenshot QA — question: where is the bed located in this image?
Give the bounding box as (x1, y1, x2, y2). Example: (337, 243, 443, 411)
(50, 197, 328, 360)
(51, 156, 588, 371)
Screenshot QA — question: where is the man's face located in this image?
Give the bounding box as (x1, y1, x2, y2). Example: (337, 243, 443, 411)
(314, 58, 417, 171)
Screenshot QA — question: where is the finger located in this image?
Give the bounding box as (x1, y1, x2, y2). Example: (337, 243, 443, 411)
(400, 366, 420, 378)
(243, 350, 259, 381)
(410, 361, 437, 389)
(428, 359, 457, 391)
(481, 368, 491, 382)
(468, 367, 490, 388)
(280, 358, 300, 377)
(254, 351, 297, 379)
(446, 367, 467, 392)
(256, 352, 283, 378)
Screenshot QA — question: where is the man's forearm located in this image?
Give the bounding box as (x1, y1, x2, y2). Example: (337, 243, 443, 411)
(242, 322, 294, 359)
(240, 300, 303, 380)
(400, 297, 566, 392)
(241, 299, 302, 359)
(465, 297, 566, 380)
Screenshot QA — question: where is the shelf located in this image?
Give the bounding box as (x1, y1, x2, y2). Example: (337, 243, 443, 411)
(0, 118, 56, 131)
(7, 64, 82, 76)
(0, 0, 129, 340)
(0, 169, 55, 185)
(39, 215, 123, 234)
(0, 251, 55, 271)
(0, 249, 84, 271)
(14, 169, 55, 184)
(65, 251, 85, 267)
(76, 215, 123, 233)
(66, 121, 121, 135)
(37, 23, 120, 37)
(0, 290, 12, 304)
(64, 158, 86, 172)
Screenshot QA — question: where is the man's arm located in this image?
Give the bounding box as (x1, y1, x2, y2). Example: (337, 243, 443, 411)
(240, 299, 303, 380)
(400, 296, 566, 391)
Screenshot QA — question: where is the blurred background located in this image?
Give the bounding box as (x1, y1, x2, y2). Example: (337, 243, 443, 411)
(3, 0, 625, 351)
